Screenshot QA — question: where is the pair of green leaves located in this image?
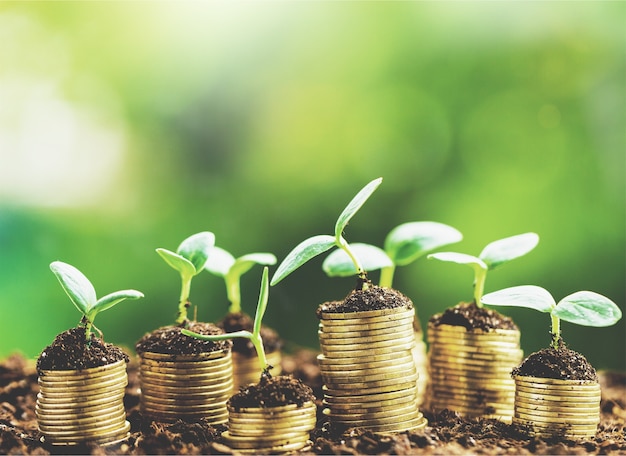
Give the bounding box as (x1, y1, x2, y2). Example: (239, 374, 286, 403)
(271, 177, 383, 286)
(50, 261, 144, 339)
(481, 285, 622, 347)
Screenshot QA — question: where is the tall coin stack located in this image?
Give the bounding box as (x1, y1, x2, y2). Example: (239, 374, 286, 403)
(221, 401, 317, 454)
(318, 306, 427, 433)
(36, 359, 130, 446)
(139, 350, 233, 423)
(427, 324, 523, 422)
(513, 375, 601, 439)
(232, 350, 282, 392)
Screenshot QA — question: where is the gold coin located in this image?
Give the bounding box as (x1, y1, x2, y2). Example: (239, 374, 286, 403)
(140, 349, 230, 361)
(429, 347, 523, 362)
(140, 375, 233, 388)
(514, 410, 599, 424)
(320, 307, 414, 320)
(317, 356, 415, 373)
(431, 329, 521, 342)
(330, 410, 422, 427)
(429, 354, 521, 368)
(141, 396, 229, 408)
(320, 317, 415, 333)
(365, 416, 428, 434)
(430, 397, 514, 411)
(221, 431, 310, 452)
(514, 375, 598, 386)
(319, 324, 416, 339)
(427, 337, 521, 351)
(139, 363, 232, 375)
(428, 361, 517, 375)
(36, 400, 124, 416)
(324, 372, 418, 389)
(38, 373, 128, 390)
(36, 388, 126, 404)
(36, 406, 125, 424)
(321, 334, 416, 351)
(320, 360, 417, 377)
(38, 360, 126, 377)
(428, 374, 515, 386)
(323, 381, 417, 396)
(512, 417, 598, 432)
(323, 387, 417, 405)
(43, 421, 131, 445)
(515, 390, 600, 403)
(39, 419, 129, 438)
(431, 388, 515, 400)
(38, 414, 126, 433)
(229, 402, 315, 413)
(222, 430, 310, 443)
(324, 395, 418, 413)
(226, 417, 316, 429)
(325, 403, 419, 420)
(228, 424, 314, 437)
(515, 380, 600, 393)
(317, 352, 413, 365)
(514, 402, 600, 413)
(39, 370, 127, 387)
(139, 368, 232, 380)
(318, 329, 415, 344)
(515, 384, 601, 398)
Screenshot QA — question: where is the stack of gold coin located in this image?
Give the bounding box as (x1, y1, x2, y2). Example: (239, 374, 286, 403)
(221, 401, 316, 454)
(427, 324, 523, 422)
(318, 306, 427, 433)
(139, 350, 233, 423)
(412, 332, 429, 407)
(36, 359, 130, 446)
(231, 350, 282, 392)
(513, 375, 600, 439)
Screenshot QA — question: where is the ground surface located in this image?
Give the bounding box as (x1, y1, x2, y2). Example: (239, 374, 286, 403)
(1, 350, 624, 455)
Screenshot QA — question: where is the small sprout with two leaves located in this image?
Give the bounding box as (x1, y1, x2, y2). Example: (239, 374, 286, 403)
(323, 221, 463, 288)
(156, 232, 215, 325)
(183, 266, 272, 376)
(481, 285, 622, 349)
(50, 261, 144, 341)
(204, 247, 276, 314)
(271, 177, 383, 290)
(427, 232, 539, 307)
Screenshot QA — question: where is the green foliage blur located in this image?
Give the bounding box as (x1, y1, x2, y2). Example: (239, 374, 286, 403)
(1, 3, 624, 371)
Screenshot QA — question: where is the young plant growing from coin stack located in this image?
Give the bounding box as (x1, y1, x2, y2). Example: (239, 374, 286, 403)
(37, 261, 143, 446)
(183, 267, 316, 454)
(135, 232, 234, 424)
(271, 177, 428, 434)
(322, 221, 463, 406)
(204, 247, 283, 389)
(424, 233, 539, 421)
(482, 285, 622, 439)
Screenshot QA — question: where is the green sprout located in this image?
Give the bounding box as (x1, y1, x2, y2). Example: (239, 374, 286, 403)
(204, 246, 276, 314)
(50, 261, 144, 340)
(481, 285, 622, 349)
(323, 221, 463, 288)
(156, 231, 215, 325)
(183, 266, 272, 375)
(270, 177, 383, 289)
(427, 232, 539, 307)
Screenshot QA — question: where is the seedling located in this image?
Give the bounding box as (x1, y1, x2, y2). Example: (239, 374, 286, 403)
(323, 221, 463, 288)
(183, 267, 272, 374)
(482, 285, 622, 349)
(270, 177, 383, 289)
(427, 232, 539, 307)
(50, 261, 144, 340)
(204, 246, 276, 314)
(156, 231, 215, 325)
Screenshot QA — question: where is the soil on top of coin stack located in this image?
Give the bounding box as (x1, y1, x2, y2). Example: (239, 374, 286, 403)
(316, 283, 413, 316)
(37, 327, 128, 372)
(135, 321, 232, 355)
(429, 301, 518, 331)
(218, 312, 282, 356)
(228, 374, 315, 410)
(513, 339, 598, 381)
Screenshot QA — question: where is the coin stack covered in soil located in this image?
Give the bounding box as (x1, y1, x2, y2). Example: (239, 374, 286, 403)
(318, 291, 427, 433)
(36, 359, 130, 446)
(427, 321, 523, 422)
(512, 376, 601, 439)
(232, 350, 282, 391)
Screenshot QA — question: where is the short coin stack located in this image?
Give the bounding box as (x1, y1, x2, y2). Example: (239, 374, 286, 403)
(232, 350, 282, 392)
(427, 324, 523, 422)
(318, 306, 427, 433)
(513, 375, 601, 439)
(139, 350, 233, 423)
(221, 401, 317, 454)
(36, 359, 130, 446)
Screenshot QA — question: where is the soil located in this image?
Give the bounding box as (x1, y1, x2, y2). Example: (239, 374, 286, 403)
(430, 301, 518, 331)
(316, 284, 413, 316)
(0, 350, 625, 455)
(37, 327, 128, 371)
(228, 373, 315, 410)
(218, 312, 282, 356)
(513, 340, 599, 381)
(135, 321, 232, 355)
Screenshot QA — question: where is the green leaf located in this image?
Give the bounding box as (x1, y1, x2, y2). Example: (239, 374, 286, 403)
(427, 252, 488, 271)
(89, 289, 144, 318)
(334, 177, 383, 241)
(323, 243, 393, 277)
(270, 235, 336, 285)
(479, 232, 539, 270)
(481, 285, 556, 313)
(50, 261, 97, 316)
(204, 246, 235, 277)
(229, 253, 277, 280)
(156, 248, 196, 278)
(176, 231, 215, 274)
(553, 291, 623, 327)
(253, 267, 270, 335)
(384, 221, 463, 266)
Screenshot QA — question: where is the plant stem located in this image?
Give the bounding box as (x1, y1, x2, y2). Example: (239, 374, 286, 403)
(379, 266, 395, 289)
(250, 334, 269, 373)
(338, 237, 367, 289)
(550, 314, 561, 349)
(177, 276, 192, 325)
(473, 267, 487, 308)
(227, 277, 241, 314)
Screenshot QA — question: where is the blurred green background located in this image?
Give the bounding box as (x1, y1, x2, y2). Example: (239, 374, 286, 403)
(1, 3, 624, 371)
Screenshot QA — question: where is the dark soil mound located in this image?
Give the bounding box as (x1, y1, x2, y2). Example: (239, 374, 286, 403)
(317, 285, 413, 316)
(135, 321, 232, 355)
(37, 327, 128, 372)
(228, 374, 315, 410)
(218, 312, 282, 356)
(430, 301, 518, 331)
(513, 343, 598, 381)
